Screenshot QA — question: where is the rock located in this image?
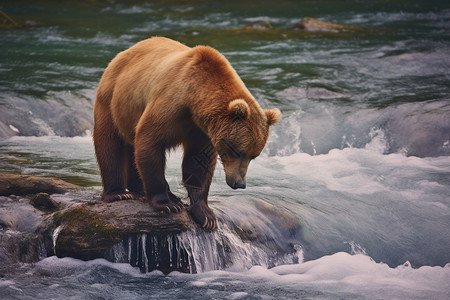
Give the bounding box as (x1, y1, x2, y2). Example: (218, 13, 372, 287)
(0, 173, 80, 196)
(0, 172, 193, 273)
(293, 17, 361, 32)
(24, 20, 41, 27)
(243, 20, 273, 30)
(0, 173, 302, 274)
(0, 231, 43, 274)
(30, 193, 61, 212)
(49, 200, 191, 261)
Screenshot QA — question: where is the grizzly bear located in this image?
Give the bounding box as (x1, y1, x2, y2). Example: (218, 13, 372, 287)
(93, 37, 281, 230)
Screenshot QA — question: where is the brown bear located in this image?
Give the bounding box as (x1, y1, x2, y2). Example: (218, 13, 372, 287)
(93, 37, 281, 230)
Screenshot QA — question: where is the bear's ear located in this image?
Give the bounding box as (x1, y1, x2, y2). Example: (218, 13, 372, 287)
(265, 108, 282, 125)
(228, 99, 250, 120)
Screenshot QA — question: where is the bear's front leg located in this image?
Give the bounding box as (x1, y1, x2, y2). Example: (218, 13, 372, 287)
(182, 129, 218, 230)
(134, 125, 184, 214)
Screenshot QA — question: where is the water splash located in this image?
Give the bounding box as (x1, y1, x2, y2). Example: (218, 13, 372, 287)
(346, 241, 368, 255)
(177, 222, 271, 273)
(52, 225, 63, 256)
(106, 221, 300, 274)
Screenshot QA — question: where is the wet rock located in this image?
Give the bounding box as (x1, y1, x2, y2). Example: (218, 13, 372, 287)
(293, 17, 361, 32)
(0, 173, 80, 196)
(0, 173, 302, 274)
(243, 20, 273, 30)
(0, 231, 42, 266)
(48, 200, 191, 261)
(0, 195, 46, 274)
(30, 193, 62, 212)
(24, 20, 41, 27)
(0, 172, 193, 273)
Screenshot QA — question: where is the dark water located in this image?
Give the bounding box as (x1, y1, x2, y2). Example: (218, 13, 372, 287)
(0, 1, 449, 299)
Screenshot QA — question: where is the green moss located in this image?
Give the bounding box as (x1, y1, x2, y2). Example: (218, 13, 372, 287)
(53, 206, 120, 247)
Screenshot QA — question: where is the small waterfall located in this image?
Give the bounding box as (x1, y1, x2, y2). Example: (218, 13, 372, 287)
(177, 222, 270, 273)
(52, 225, 63, 256)
(106, 232, 191, 274)
(105, 221, 295, 274)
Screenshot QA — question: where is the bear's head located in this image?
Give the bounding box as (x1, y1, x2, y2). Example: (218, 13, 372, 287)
(215, 99, 281, 190)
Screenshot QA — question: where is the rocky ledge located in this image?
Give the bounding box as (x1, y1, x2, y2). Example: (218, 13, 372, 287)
(0, 173, 80, 196)
(0, 172, 302, 275)
(0, 172, 192, 274)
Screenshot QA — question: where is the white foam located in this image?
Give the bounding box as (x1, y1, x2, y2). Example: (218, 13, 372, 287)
(190, 280, 208, 287)
(8, 125, 19, 133)
(170, 252, 449, 299)
(0, 280, 16, 287)
(35, 250, 449, 299)
(254, 146, 450, 197)
(229, 292, 249, 299)
(267, 252, 449, 293)
(52, 225, 63, 255)
(37, 256, 162, 278)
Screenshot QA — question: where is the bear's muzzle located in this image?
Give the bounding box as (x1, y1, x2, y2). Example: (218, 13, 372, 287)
(226, 174, 246, 190)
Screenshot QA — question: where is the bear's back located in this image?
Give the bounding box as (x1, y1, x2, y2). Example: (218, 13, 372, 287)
(101, 38, 192, 142)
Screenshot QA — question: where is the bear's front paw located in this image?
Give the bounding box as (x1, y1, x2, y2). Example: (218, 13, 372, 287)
(189, 202, 217, 231)
(148, 193, 183, 214)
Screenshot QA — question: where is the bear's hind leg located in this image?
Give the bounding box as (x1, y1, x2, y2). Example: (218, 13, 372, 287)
(94, 103, 132, 202)
(134, 125, 183, 214)
(125, 144, 145, 199)
(182, 129, 218, 230)
(126, 144, 183, 207)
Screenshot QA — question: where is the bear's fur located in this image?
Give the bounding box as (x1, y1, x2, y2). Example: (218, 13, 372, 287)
(93, 37, 281, 230)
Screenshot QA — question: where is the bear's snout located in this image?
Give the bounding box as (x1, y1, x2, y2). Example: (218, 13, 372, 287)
(223, 159, 249, 190)
(226, 175, 246, 190)
(233, 181, 246, 189)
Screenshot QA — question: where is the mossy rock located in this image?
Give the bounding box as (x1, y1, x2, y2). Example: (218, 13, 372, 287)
(51, 200, 191, 260)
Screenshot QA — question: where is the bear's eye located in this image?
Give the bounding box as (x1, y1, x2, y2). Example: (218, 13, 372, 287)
(227, 149, 245, 159)
(219, 140, 245, 159)
(237, 151, 246, 158)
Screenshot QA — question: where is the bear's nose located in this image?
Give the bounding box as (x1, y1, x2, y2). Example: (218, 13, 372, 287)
(233, 181, 246, 189)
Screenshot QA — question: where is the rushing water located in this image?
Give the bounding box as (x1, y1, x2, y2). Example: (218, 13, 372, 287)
(1, 0, 449, 299)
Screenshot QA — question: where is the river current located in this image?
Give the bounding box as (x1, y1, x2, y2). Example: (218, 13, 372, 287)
(0, 1, 449, 299)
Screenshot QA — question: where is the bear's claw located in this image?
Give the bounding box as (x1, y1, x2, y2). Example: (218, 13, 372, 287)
(189, 202, 217, 231)
(103, 192, 139, 203)
(150, 193, 185, 214)
(203, 217, 216, 231)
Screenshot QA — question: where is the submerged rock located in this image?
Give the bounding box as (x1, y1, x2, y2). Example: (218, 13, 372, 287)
(242, 20, 273, 30)
(293, 17, 361, 32)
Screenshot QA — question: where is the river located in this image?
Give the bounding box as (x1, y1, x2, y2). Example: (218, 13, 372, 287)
(0, 0, 449, 299)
